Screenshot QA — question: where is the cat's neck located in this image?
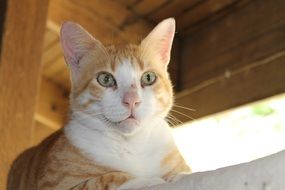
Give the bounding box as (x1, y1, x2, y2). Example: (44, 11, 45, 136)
(64, 112, 176, 177)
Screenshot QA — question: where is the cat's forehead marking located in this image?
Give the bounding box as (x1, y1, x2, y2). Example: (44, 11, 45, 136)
(107, 44, 144, 71)
(115, 58, 138, 87)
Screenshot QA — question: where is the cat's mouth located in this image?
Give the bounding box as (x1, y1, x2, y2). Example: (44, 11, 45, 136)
(117, 114, 140, 126)
(120, 115, 139, 124)
(103, 114, 140, 126)
(102, 114, 140, 134)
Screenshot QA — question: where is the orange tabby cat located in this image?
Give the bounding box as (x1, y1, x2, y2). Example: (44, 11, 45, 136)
(8, 18, 190, 190)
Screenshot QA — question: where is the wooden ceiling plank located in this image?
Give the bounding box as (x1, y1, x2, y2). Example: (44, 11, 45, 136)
(69, 0, 131, 27)
(0, 0, 49, 189)
(48, 0, 153, 44)
(150, 0, 202, 22)
(175, 51, 285, 122)
(48, 0, 126, 44)
(177, 0, 237, 31)
(180, 0, 285, 89)
(116, 0, 140, 7)
(133, 0, 169, 16)
(35, 78, 69, 130)
(180, 0, 251, 36)
(122, 19, 153, 43)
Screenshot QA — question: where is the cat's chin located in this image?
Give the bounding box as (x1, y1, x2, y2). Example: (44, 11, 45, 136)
(115, 118, 141, 135)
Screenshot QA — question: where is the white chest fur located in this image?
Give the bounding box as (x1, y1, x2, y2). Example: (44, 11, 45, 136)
(65, 116, 176, 178)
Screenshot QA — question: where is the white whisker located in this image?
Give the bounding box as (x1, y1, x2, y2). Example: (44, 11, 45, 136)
(171, 109, 195, 121)
(173, 104, 196, 111)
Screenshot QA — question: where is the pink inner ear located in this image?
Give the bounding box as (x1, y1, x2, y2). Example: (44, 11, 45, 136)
(60, 22, 95, 73)
(62, 41, 82, 74)
(159, 28, 174, 64)
(62, 38, 80, 68)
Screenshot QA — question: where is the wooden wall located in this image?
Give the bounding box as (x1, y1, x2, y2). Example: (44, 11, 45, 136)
(175, 0, 285, 121)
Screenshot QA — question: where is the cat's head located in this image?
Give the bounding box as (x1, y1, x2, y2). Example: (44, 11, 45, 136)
(60, 18, 175, 136)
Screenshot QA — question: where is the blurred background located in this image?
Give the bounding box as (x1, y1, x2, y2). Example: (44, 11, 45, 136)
(1, 0, 285, 189)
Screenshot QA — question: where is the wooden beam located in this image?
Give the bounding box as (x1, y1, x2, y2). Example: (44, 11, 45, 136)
(0, 0, 49, 189)
(48, 0, 153, 44)
(116, 0, 141, 8)
(175, 50, 285, 122)
(180, 0, 285, 89)
(180, 0, 251, 36)
(35, 78, 69, 130)
(69, 0, 132, 27)
(176, 0, 238, 31)
(150, 0, 201, 22)
(133, 0, 168, 16)
(48, 0, 124, 44)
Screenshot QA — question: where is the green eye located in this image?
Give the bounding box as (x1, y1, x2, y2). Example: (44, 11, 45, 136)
(141, 71, 157, 86)
(97, 72, 116, 87)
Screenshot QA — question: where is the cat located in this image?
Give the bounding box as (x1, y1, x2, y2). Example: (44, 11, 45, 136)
(8, 18, 191, 190)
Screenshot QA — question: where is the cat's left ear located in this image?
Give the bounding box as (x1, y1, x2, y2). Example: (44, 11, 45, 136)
(141, 18, 175, 68)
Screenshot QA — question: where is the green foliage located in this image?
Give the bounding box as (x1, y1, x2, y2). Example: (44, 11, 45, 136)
(251, 103, 275, 116)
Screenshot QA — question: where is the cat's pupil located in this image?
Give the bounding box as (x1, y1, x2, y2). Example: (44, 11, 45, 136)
(147, 74, 151, 81)
(104, 76, 109, 83)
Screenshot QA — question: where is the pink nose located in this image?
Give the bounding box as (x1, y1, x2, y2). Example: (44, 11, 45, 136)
(122, 91, 141, 109)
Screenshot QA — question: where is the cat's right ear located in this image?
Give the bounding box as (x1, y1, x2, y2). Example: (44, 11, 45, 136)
(60, 22, 102, 80)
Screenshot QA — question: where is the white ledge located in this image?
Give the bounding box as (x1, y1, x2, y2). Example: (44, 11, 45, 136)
(143, 150, 285, 190)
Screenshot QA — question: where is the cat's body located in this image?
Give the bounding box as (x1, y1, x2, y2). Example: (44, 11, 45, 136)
(8, 18, 190, 190)
(9, 116, 188, 190)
